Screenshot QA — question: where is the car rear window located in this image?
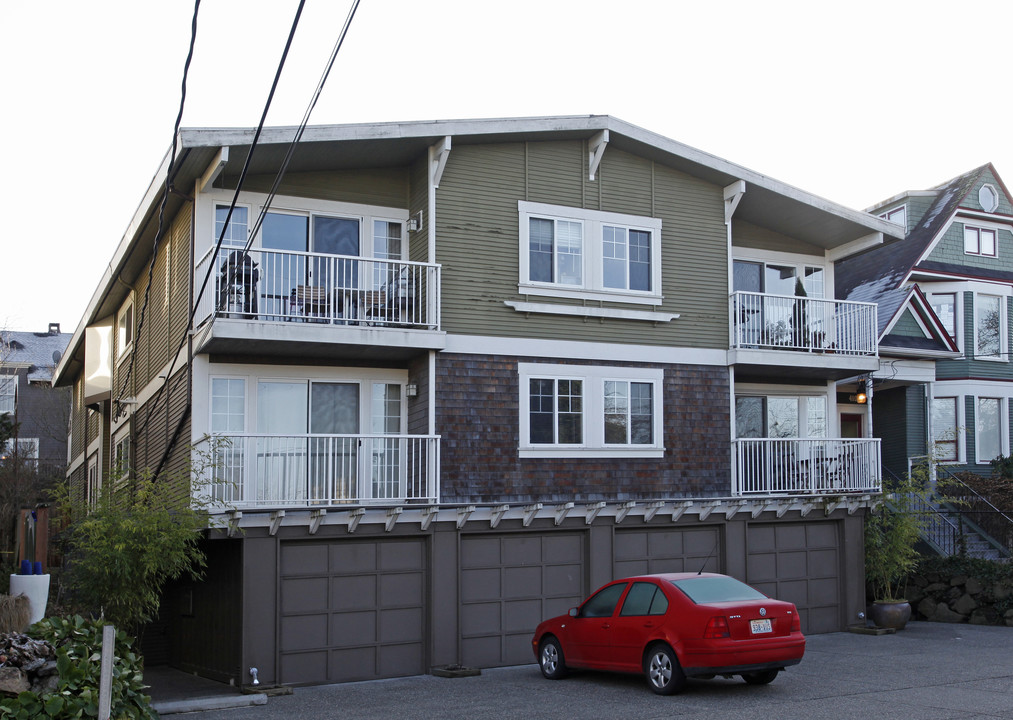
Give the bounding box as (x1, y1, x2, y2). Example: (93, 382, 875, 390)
(669, 576, 767, 604)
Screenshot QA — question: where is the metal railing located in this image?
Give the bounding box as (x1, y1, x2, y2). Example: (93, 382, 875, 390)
(936, 465, 1013, 558)
(197, 433, 440, 508)
(884, 464, 962, 556)
(730, 292, 877, 356)
(733, 437, 881, 495)
(195, 247, 441, 330)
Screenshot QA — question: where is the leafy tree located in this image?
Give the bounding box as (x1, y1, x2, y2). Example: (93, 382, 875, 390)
(52, 443, 227, 636)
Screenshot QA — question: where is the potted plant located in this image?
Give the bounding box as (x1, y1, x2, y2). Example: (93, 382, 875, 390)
(864, 470, 931, 629)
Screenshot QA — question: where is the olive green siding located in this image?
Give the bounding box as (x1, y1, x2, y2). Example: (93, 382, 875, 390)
(435, 141, 728, 349)
(409, 157, 428, 263)
(892, 309, 925, 338)
(732, 220, 823, 256)
(226, 168, 411, 210)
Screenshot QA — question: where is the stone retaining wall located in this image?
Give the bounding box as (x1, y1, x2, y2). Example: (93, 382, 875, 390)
(906, 571, 1013, 626)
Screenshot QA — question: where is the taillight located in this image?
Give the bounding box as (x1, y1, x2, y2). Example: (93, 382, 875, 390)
(704, 616, 730, 639)
(789, 608, 801, 633)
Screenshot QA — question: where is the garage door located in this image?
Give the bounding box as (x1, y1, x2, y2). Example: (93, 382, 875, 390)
(278, 538, 427, 684)
(613, 527, 721, 577)
(460, 532, 584, 668)
(746, 522, 840, 634)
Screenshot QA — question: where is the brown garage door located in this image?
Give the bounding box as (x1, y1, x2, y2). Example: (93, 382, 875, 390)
(459, 532, 584, 668)
(613, 527, 722, 577)
(746, 522, 841, 634)
(278, 538, 427, 685)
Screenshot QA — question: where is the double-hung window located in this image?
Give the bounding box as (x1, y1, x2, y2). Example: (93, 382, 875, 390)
(974, 293, 1004, 359)
(117, 299, 134, 361)
(931, 396, 959, 462)
(0, 375, 15, 415)
(976, 397, 1005, 463)
(519, 202, 662, 305)
(964, 226, 997, 257)
(928, 292, 957, 342)
(520, 363, 664, 457)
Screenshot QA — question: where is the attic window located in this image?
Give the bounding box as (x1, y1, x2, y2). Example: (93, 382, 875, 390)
(879, 206, 906, 228)
(979, 184, 999, 213)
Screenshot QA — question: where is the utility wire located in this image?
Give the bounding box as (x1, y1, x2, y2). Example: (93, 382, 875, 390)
(115, 0, 201, 411)
(140, 1, 363, 476)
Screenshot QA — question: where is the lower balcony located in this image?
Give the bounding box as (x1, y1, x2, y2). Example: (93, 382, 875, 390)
(198, 433, 440, 509)
(733, 438, 881, 495)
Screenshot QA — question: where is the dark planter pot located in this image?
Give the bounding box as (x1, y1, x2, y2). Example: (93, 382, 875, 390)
(868, 601, 912, 630)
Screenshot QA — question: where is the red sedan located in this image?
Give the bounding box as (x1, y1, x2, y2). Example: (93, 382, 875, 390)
(531, 572, 805, 695)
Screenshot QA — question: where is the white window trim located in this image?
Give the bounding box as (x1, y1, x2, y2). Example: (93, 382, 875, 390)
(973, 292, 1006, 362)
(879, 205, 907, 229)
(930, 393, 963, 465)
(518, 362, 664, 458)
(0, 374, 16, 415)
(926, 291, 960, 350)
(979, 184, 1000, 213)
(974, 396, 1008, 465)
(116, 295, 135, 363)
(112, 427, 131, 483)
(518, 201, 663, 306)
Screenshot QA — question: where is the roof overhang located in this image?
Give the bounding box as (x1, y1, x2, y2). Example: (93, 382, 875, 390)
(56, 115, 901, 384)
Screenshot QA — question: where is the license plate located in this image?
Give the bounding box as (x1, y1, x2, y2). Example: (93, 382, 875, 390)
(750, 619, 772, 634)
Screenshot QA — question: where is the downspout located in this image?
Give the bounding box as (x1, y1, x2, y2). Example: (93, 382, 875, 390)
(724, 181, 745, 496)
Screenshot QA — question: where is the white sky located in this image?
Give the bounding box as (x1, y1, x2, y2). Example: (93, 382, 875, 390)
(3, 0, 1012, 334)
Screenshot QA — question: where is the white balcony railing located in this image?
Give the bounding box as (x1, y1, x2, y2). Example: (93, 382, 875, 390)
(198, 433, 440, 508)
(730, 292, 877, 356)
(195, 247, 441, 330)
(733, 438, 881, 495)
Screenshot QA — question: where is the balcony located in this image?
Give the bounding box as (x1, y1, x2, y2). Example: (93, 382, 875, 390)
(733, 438, 881, 495)
(198, 433, 440, 509)
(729, 292, 878, 379)
(193, 248, 444, 361)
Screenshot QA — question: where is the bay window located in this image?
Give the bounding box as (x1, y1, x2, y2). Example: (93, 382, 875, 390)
(932, 397, 958, 462)
(976, 397, 1004, 463)
(928, 293, 957, 341)
(974, 294, 1003, 359)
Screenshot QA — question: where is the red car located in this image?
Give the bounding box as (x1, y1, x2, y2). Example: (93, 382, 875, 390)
(531, 572, 805, 695)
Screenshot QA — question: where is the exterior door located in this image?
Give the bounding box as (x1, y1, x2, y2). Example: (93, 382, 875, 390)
(840, 413, 863, 439)
(256, 381, 308, 503)
(261, 213, 309, 319)
(309, 382, 359, 502)
(369, 383, 403, 500)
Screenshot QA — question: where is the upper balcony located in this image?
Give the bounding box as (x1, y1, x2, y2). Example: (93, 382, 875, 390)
(729, 292, 878, 380)
(193, 248, 445, 362)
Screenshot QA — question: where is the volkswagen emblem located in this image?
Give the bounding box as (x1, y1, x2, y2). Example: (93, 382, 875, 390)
(759, 607, 767, 617)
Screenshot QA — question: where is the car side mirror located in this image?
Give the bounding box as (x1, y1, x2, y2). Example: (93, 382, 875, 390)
(568, 607, 579, 618)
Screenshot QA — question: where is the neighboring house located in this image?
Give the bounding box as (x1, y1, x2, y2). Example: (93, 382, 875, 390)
(0, 323, 71, 472)
(53, 116, 901, 688)
(837, 164, 1013, 478)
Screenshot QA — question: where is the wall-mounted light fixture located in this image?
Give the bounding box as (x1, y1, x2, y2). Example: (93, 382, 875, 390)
(849, 380, 868, 405)
(406, 384, 418, 397)
(407, 211, 423, 232)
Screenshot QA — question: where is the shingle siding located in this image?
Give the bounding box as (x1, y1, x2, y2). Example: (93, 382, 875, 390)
(435, 353, 731, 503)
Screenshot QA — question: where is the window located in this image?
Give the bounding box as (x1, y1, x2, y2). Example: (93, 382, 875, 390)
(87, 455, 100, 507)
(619, 582, 669, 617)
(580, 583, 627, 618)
(519, 201, 662, 304)
(529, 378, 583, 445)
(976, 397, 1003, 463)
(932, 397, 958, 461)
(974, 294, 1003, 359)
(979, 184, 999, 213)
(1, 438, 37, 464)
(519, 363, 664, 457)
(928, 293, 957, 340)
(604, 381, 653, 445)
(964, 226, 997, 257)
(211, 378, 247, 432)
(879, 205, 907, 229)
(113, 433, 130, 482)
(117, 300, 134, 359)
(735, 395, 827, 439)
(215, 204, 249, 248)
(0, 374, 15, 415)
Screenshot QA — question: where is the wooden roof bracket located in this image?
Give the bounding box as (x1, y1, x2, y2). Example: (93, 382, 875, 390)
(589, 130, 609, 180)
(724, 180, 746, 224)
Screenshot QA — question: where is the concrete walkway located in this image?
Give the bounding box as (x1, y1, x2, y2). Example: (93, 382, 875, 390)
(152, 621, 1013, 719)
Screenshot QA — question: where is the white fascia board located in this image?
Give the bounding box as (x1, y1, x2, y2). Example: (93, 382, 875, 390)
(444, 334, 726, 366)
(874, 358, 936, 384)
(826, 233, 884, 262)
(55, 147, 174, 386)
(865, 191, 937, 214)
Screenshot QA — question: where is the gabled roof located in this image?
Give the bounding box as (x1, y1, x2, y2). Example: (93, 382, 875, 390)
(875, 285, 959, 359)
(837, 163, 999, 301)
(55, 115, 903, 385)
(1, 329, 71, 383)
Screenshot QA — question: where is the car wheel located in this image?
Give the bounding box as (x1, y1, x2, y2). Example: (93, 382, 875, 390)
(645, 644, 686, 695)
(742, 669, 779, 685)
(538, 637, 567, 679)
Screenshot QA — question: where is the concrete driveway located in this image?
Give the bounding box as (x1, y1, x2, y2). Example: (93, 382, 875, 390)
(171, 622, 1013, 720)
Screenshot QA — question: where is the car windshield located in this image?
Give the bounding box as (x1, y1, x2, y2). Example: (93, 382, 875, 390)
(669, 576, 767, 604)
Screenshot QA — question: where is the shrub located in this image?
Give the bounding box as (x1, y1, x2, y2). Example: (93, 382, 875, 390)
(0, 616, 155, 719)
